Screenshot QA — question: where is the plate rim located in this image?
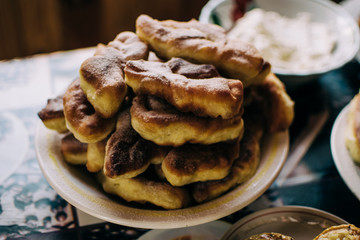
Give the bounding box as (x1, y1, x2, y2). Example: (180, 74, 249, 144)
(221, 205, 348, 240)
(35, 121, 289, 229)
(330, 104, 360, 200)
(138, 220, 232, 240)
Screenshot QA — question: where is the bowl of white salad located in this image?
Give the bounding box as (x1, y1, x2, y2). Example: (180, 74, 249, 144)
(199, 0, 360, 87)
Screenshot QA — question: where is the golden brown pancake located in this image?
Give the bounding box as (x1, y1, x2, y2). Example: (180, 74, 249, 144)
(97, 170, 191, 209)
(60, 134, 88, 165)
(345, 92, 360, 164)
(63, 78, 116, 143)
(86, 137, 108, 173)
(38, 95, 68, 133)
(80, 46, 127, 119)
(125, 58, 244, 119)
(162, 136, 242, 187)
(191, 74, 293, 202)
(167, 57, 220, 79)
(245, 72, 294, 133)
(314, 224, 360, 240)
(104, 108, 152, 179)
(192, 115, 263, 203)
(131, 95, 244, 146)
(135, 14, 270, 87)
(107, 31, 149, 61)
(80, 31, 149, 118)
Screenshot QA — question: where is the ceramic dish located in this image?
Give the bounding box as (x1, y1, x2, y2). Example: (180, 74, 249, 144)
(221, 206, 348, 240)
(138, 220, 231, 240)
(199, 0, 360, 86)
(330, 104, 360, 200)
(35, 122, 289, 229)
(341, 0, 360, 63)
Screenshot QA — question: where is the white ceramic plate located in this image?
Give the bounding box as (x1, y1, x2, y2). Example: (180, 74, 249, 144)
(138, 220, 231, 240)
(35, 122, 289, 229)
(330, 104, 360, 200)
(341, 0, 360, 63)
(221, 206, 348, 240)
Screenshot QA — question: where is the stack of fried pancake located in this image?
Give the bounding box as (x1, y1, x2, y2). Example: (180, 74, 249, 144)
(38, 15, 294, 209)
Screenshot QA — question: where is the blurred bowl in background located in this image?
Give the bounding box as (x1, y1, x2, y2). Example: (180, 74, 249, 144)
(341, 0, 360, 63)
(199, 0, 360, 88)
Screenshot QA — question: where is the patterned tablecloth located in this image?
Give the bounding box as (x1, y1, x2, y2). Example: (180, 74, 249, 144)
(0, 46, 359, 239)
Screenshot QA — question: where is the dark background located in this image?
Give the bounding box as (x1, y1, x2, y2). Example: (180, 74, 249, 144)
(0, 0, 208, 60)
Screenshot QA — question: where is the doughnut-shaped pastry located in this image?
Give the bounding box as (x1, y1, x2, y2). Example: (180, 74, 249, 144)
(136, 14, 270, 87)
(86, 137, 108, 173)
(60, 134, 88, 165)
(38, 95, 68, 133)
(192, 118, 263, 203)
(162, 137, 242, 186)
(191, 74, 294, 202)
(79, 31, 149, 118)
(63, 79, 116, 143)
(80, 46, 127, 119)
(104, 108, 152, 179)
(107, 31, 149, 60)
(345, 92, 360, 164)
(167, 57, 220, 79)
(313, 224, 360, 240)
(246, 72, 294, 133)
(97, 170, 191, 209)
(131, 95, 245, 146)
(125, 59, 244, 119)
(87, 136, 168, 173)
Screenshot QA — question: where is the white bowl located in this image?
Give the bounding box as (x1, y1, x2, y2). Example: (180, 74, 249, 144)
(341, 0, 360, 63)
(200, 0, 360, 87)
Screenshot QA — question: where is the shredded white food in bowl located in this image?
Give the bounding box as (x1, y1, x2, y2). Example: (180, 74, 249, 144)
(228, 8, 337, 72)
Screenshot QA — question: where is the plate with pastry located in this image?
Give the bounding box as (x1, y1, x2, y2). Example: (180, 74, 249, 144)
(220, 206, 349, 240)
(35, 15, 294, 229)
(331, 93, 360, 201)
(236, 224, 360, 240)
